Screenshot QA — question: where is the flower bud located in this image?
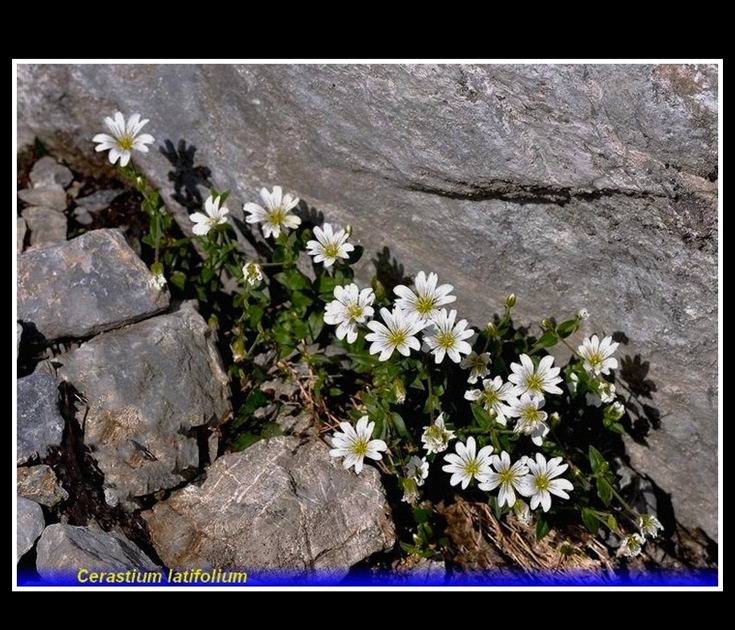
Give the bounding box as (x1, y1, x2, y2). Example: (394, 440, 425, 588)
(505, 293, 516, 308)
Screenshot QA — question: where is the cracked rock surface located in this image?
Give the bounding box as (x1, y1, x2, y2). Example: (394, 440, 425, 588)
(142, 436, 395, 579)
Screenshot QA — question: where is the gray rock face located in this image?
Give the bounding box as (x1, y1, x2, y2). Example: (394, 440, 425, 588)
(17, 465, 69, 507)
(17, 371, 64, 465)
(17, 228, 169, 341)
(16, 64, 719, 541)
(48, 302, 231, 508)
(17, 497, 45, 560)
(36, 524, 159, 580)
(143, 437, 395, 579)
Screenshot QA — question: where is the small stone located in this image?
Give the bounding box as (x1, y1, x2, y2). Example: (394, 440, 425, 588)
(35, 524, 160, 581)
(17, 217, 27, 254)
(17, 188, 68, 212)
(17, 228, 169, 341)
(17, 465, 68, 507)
(21, 206, 67, 249)
(143, 437, 395, 579)
(29, 156, 74, 190)
(72, 206, 94, 226)
(49, 302, 231, 509)
(75, 189, 124, 213)
(17, 497, 45, 561)
(17, 372, 64, 465)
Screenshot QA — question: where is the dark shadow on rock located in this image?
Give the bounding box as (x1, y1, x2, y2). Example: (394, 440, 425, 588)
(296, 199, 325, 230)
(17, 321, 49, 378)
(617, 350, 662, 445)
(371, 246, 412, 297)
(160, 139, 213, 212)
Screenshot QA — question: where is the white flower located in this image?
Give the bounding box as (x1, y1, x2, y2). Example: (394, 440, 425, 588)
(147, 272, 167, 291)
(393, 271, 456, 321)
(518, 453, 573, 512)
(323, 283, 375, 344)
(568, 372, 580, 395)
(407, 455, 430, 486)
(423, 308, 474, 364)
(638, 514, 664, 538)
(587, 379, 616, 407)
(242, 262, 263, 286)
(460, 351, 491, 384)
(329, 416, 387, 474)
(421, 413, 456, 454)
(305, 223, 354, 267)
(513, 500, 533, 526)
(93, 112, 154, 167)
(577, 308, 590, 320)
(608, 401, 626, 420)
(190, 194, 229, 236)
(619, 534, 646, 557)
(442, 437, 494, 490)
(401, 478, 420, 504)
(478, 450, 529, 508)
(506, 393, 549, 446)
(365, 307, 425, 361)
(464, 376, 515, 426)
(508, 354, 563, 401)
(244, 186, 301, 239)
(578, 334, 619, 377)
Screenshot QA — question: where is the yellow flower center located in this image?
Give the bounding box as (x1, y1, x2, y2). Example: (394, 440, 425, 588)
(526, 373, 544, 392)
(347, 304, 364, 320)
(118, 136, 134, 151)
(388, 329, 408, 347)
(499, 469, 515, 485)
(524, 407, 542, 424)
(415, 295, 435, 315)
(481, 389, 500, 407)
(269, 207, 286, 226)
(534, 474, 550, 491)
(464, 460, 481, 477)
(436, 331, 456, 350)
(324, 242, 341, 259)
(349, 437, 369, 457)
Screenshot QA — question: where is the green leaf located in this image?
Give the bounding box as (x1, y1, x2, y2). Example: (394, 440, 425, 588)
(470, 404, 492, 429)
(290, 290, 313, 309)
(170, 270, 187, 291)
(274, 269, 311, 292)
(588, 445, 607, 474)
(557, 318, 580, 339)
(230, 432, 261, 452)
(412, 507, 434, 524)
(581, 507, 600, 535)
(596, 477, 613, 506)
(390, 412, 412, 441)
(532, 330, 559, 351)
(535, 515, 551, 540)
(605, 421, 626, 435)
(316, 274, 339, 299)
(607, 515, 618, 531)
